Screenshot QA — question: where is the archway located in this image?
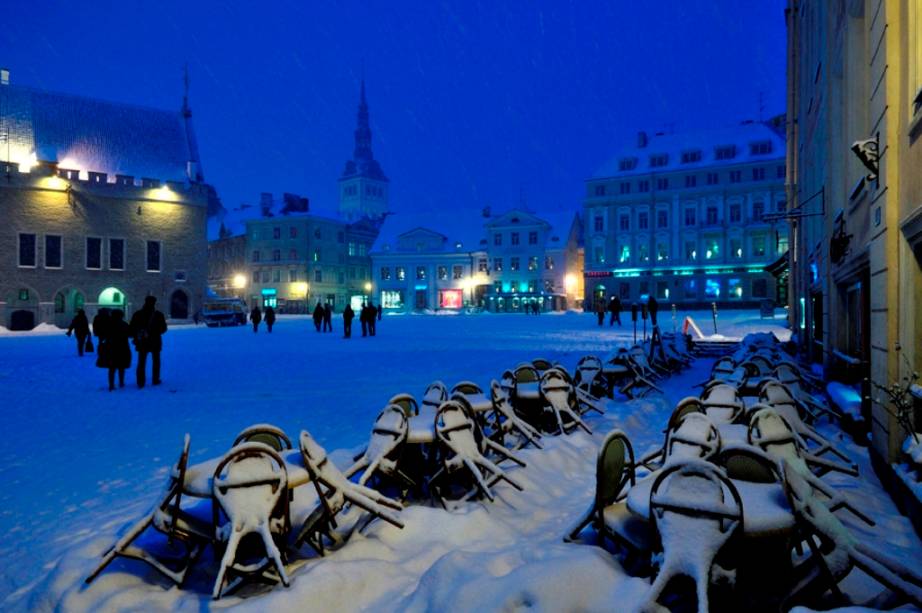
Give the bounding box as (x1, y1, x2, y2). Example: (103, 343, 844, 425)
(53, 288, 85, 328)
(170, 289, 189, 319)
(5, 286, 40, 331)
(98, 287, 126, 308)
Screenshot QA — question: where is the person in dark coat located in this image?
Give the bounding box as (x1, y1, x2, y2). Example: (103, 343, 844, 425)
(367, 302, 377, 336)
(647, 295, 659, 326)
(342, 304, 355, 338)
(66, 309, 91, 356)
(377, 304, 383, 321)
(129, 296, 168, 388)
(595, 299, 605, 327)
(323, 303, 332, 332)
(92, 308, 110, 344)
(104, 309, 132, 391)
(608, 296, 622, 326)
(250, 306, 262, 333)
(264, 306, 276, 333)
(360, 302, 369, 337)
(312, 301, 324, 332)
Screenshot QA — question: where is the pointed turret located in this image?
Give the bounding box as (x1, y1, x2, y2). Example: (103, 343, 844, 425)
(339, 79, 389, 222)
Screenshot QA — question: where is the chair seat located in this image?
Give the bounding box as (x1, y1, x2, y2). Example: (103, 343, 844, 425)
(153, 502, 213, 541)
(602, 502, 652, 551)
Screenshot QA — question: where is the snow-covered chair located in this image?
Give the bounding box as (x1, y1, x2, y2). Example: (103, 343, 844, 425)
(489, 380, 543, 450)
(629, 345, 667, 379)
(564, 430, 652, 555)
(664, 413, 721, 463)
(700, 383, 745, 424)
(636, 399, 707, 470)
(85, 434, 212, 586)
(421, 381, 448, 412)
(387, 393, 419, 418)
(757, 384, 855, 467)
(539, 369, 592, 435)
(531, 357, 554, 374)
(211, 443, 290, 599)
(296, 430, 404, 556)
(430, 400, 525, 502)
(640, 461, 743, 613)
(346, 405, 414, 489)
(748, 408, 872, 526)
(575, 355, 607, 398)
(715, 444, 781, 484)
(233, 423, 292, 451)
(781, 460, 922, 609)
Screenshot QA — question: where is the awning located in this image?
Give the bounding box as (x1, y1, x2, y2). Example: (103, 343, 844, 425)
(765, 252, 789, 277)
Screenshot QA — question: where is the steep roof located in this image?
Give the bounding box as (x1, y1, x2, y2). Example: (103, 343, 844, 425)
(207, 194, 342, 240)
(592, 122, 785, 179)
(0, 82, 199, 183)
(371, 210, 488, 254)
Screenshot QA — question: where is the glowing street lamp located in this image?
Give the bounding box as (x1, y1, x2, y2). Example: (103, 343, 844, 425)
(364, 282, 372, 293)
(564, 273, 577, 293)
(232, 273, 247, 289)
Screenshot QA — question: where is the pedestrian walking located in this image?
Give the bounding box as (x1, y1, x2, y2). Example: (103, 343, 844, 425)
(104, 309, 132, 391)
(265, 306, 276, 333)
(323, 303, 333, 332)
(250, 306, 262, 333)
(368, 302, 377, 336)
(596, 299, 605, 327)
(312, 301, 324, 332)
(129, 296, 167, 388)
(343, 304, 355, 338)
(608, 296, 622, 326)
(66, 308, 91, 356)
(377, 304, 383, 321)
(360, 302, 369, 337)
(647, 295, 659, 327)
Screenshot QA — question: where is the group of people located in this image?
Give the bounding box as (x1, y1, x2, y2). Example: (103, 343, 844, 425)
(249, 305, 276, 333)
(523, 301, 542, 315)
(595, 294, 659, 327)
(312, 302, 334, 333)
(66, 296, 167, 391)
(341, 301, 381, 338)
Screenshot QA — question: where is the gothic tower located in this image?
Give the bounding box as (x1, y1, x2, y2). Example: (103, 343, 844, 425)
(338, 80, 389, 222)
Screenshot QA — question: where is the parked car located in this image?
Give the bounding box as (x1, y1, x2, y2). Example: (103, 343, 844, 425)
(202, 299, 247, 327)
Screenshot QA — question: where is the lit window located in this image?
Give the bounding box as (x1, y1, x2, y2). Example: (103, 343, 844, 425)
(380, 267, 391, 281)
(619, 245, 630, 263)
(416, 266, 426, 280)
(527, 256, 538, 271)
(544, 255, 554, 270)
(396, 267, 406, 281)
(438, 266, 448, 280)
(493, 258, 503, 272)
(453, 265, 463, 279)
(705, 279, 721, 298)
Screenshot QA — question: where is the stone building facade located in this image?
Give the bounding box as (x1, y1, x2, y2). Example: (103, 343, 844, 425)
(785, 0, 922, 471)
(1, 78, 211, 329)
(583, 124, 789, 311)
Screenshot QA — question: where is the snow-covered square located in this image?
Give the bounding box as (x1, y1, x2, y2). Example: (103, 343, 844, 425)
(1, 310, 920, 611)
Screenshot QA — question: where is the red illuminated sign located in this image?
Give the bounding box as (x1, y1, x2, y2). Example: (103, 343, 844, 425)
(439, 289, 463, 308)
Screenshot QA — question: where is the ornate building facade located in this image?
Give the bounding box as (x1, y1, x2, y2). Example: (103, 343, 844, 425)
(583, 123, 788, 311)
(1, 74, 211, 330)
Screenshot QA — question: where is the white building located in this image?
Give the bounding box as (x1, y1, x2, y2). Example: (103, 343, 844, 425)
(584, 121, 788, 310)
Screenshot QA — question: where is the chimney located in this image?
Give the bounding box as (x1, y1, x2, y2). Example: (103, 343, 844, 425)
(259, 192, 273, 217)
(637, 131, 648, 148)
(0, 68, 9, 85)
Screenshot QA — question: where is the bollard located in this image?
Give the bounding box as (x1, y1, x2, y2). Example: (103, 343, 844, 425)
(711, 302, 718, 335)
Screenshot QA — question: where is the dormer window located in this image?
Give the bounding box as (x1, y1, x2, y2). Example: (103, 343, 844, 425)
(618, 157, 638, 171)
(681, 150, 702, 164)
(649, 154, 669, 168)
(750, 141, 773, 155)
(715, 145, 737, 160)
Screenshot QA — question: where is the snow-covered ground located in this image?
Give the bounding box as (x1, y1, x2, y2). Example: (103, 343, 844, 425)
(1, 309, 916, 611)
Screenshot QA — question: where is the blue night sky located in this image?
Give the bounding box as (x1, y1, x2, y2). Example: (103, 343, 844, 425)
(4, 1, 787, 217)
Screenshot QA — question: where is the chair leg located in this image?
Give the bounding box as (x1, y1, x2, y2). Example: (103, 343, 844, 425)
(85, 513, 153, 584)
(563, 504, 595, 542)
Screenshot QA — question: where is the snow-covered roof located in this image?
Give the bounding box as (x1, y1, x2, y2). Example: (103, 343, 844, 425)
(592, 122, 785, 179)
(371, 210, 488, 255)
(207, 193, 342, 240)
(0, 82, 199, 183)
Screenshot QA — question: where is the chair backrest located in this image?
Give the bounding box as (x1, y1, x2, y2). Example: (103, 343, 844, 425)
(715, 444, 781, 483)
(387, 393, 419, 417)
(451, 381, 483, 396)
(546, 366, 573, 383)
(649, 460, 743, 535)
(532, 358, 553, 372)
(712, 357, 736, 376)
(540, 368, 571, 395)
(233, 423, 292, 451)
(422, 381, 448, 409)
(667, 397, 704, 431)
(748, 407, 806, 466)
(596, 429, 635, 508)
(666, 413, 721, 461)
(514, 364, 539, 383)
(749, 354, 774, 376)
(577, 355, 603, 371)
(435, 400, 480, 449)
(212, 442, 288, 533)
(298, 430, 342, 519)
(373, 405, 409, 440)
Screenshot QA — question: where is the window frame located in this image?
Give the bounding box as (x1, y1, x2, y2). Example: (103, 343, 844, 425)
(18, 232, 37, 268)
(44, 233, 63, 269)
(108, 237, 126, 271)
(145, 240, 162, 273)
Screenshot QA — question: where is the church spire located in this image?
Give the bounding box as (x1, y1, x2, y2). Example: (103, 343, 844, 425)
(353, 78, 373, 161)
